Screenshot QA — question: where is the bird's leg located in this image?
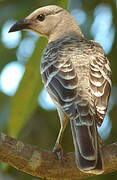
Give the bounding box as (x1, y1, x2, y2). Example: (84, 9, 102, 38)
(53, 108, 68, 160)
(98, 133, 103, 147)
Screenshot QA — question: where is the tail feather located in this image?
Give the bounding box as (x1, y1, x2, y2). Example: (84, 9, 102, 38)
(70, 118, 103, 174)
(75, 125, 97, 160)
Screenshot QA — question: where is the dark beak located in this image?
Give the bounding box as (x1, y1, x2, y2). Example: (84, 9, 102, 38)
(9, 19, 32, 33)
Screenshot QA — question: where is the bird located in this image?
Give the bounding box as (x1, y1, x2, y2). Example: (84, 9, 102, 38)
(9, 5, 112, 174)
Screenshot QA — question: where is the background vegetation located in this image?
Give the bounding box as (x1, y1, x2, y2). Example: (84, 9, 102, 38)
(0, 0, 117, 179)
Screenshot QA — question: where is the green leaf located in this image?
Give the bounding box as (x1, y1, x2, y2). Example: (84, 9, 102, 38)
(8, 37, 47, 138)
(56, 0, 68, 9)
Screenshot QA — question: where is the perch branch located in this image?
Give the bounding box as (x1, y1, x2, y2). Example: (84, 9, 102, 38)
(0, 132, 117, 179)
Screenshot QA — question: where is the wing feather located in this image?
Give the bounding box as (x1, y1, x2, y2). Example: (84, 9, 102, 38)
(41, 51, 78, 116)
(89, 40, 112, 126)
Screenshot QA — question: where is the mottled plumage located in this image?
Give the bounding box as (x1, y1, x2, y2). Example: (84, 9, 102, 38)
(9, 5, 112, 174)
(41, 35, 111, 173)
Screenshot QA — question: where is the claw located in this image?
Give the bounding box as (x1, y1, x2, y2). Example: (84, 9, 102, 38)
(53, 144, 63, 160)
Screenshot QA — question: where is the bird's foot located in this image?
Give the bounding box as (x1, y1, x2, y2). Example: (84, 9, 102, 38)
(53, 144, 63, 160)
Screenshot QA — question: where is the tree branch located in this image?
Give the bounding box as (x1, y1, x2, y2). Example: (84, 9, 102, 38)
(0, 132, 117, 179)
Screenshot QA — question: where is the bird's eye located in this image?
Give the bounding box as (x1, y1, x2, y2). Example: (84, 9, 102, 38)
(37, 14, 45, 21)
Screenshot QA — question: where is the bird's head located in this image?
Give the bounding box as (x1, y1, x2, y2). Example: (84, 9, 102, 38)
(9, 5, 83, 42)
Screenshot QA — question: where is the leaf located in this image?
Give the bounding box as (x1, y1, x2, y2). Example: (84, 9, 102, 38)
(8, 37, 47, 138)
(56, 0, 68, 9)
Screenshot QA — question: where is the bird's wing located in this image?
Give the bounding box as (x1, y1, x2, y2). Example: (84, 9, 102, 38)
(89, 40, 112, 126)
(41, 51, 78, 116)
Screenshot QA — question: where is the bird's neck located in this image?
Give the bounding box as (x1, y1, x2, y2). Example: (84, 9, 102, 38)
(48, 15, 84, 43)
(48, 31, 83, 43)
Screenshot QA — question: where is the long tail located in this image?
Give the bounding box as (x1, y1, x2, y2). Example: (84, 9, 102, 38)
(70, 118, 104, 174)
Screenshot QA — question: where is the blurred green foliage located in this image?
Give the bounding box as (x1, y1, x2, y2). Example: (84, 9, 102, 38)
(0, 0, 117, 180)
(8, 37, 47, 138)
